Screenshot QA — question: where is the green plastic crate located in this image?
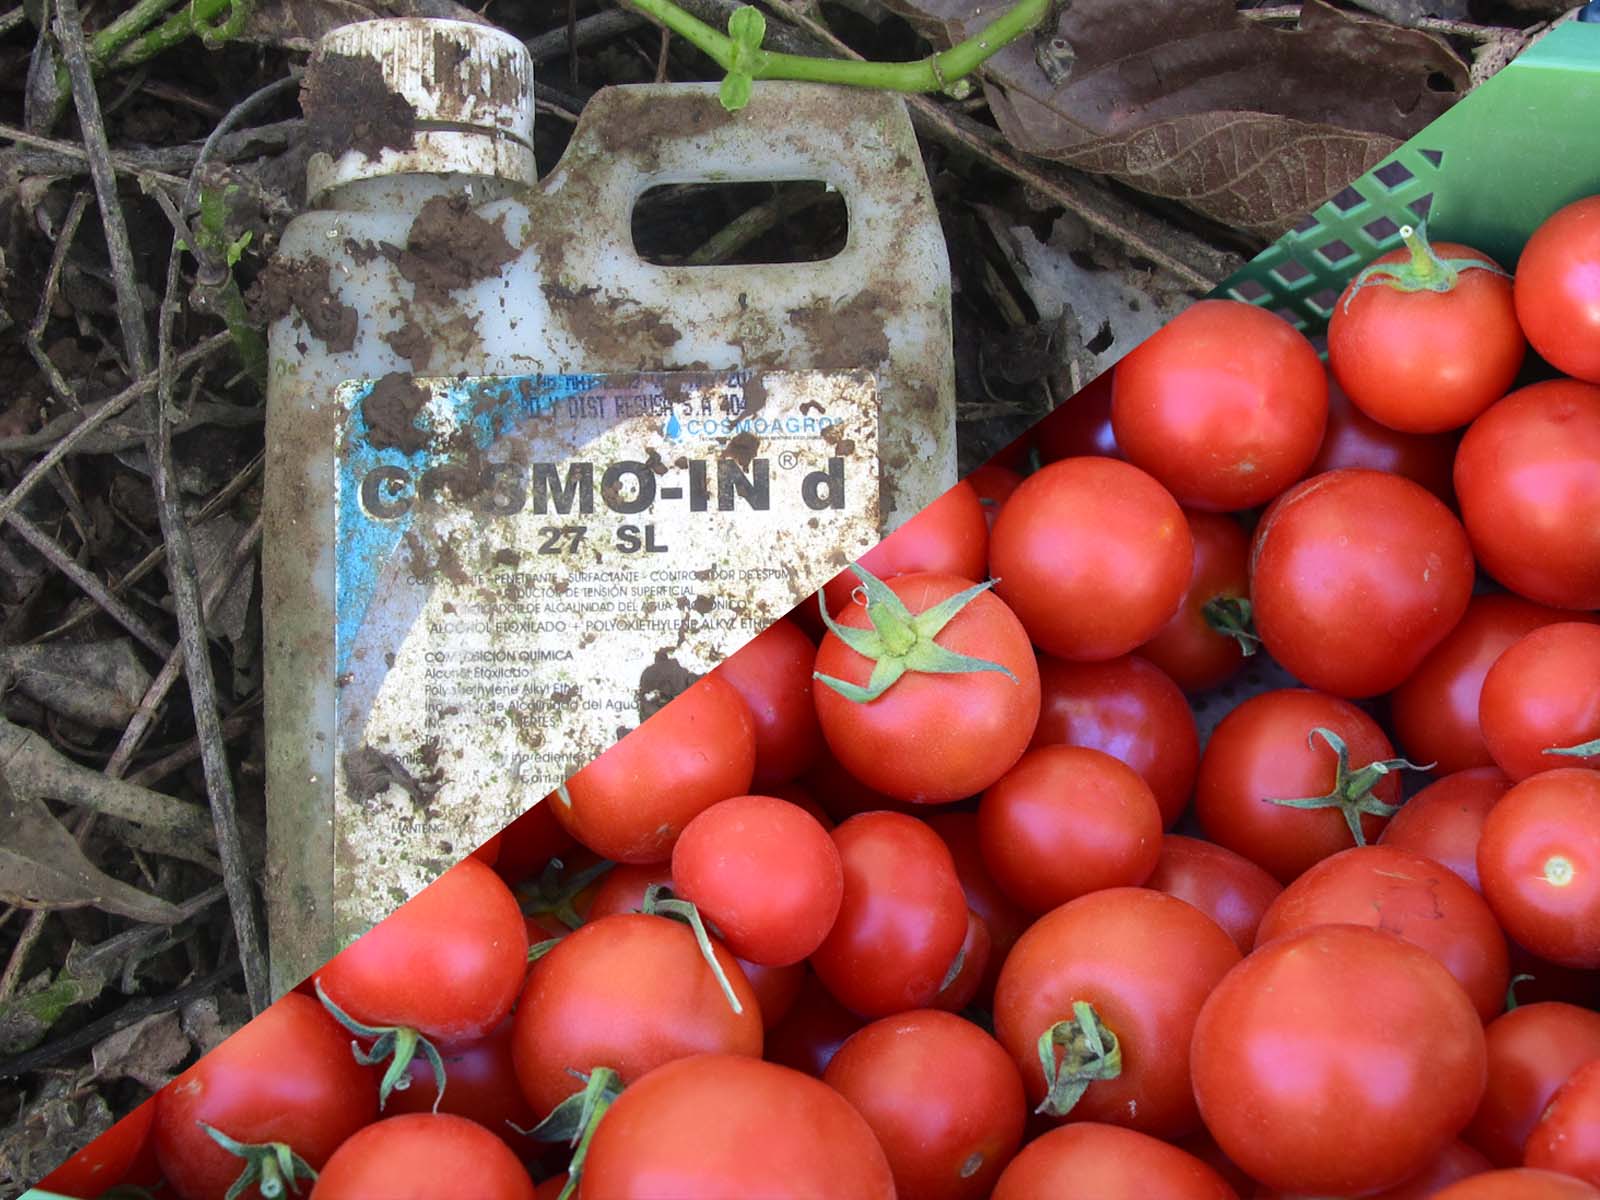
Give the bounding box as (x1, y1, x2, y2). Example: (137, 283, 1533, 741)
(1216, 18, 1600, 333)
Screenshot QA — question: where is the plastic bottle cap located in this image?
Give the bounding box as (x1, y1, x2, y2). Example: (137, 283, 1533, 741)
(305, 18, 536, 201)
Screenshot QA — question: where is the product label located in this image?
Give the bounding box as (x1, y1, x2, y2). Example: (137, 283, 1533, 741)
(331, 370, 878, 928)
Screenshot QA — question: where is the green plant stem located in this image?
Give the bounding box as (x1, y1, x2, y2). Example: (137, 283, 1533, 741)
(626, 0, 1050, 93)
(107, 0, 247, 69)
(90, 0, 186, 67)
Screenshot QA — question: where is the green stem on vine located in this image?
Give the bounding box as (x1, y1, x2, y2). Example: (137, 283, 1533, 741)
(641, 883, 745, 1017)
(1264, 727, 1432, 848)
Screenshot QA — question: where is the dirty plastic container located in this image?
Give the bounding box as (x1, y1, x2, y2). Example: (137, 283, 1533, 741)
(262, 18, 956, 991)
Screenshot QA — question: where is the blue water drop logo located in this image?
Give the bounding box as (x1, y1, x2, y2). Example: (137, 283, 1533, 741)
(664, 410, 682, 439)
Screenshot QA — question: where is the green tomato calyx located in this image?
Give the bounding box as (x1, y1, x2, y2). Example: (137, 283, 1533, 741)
(313, 977, 448, 1113)
(1201, 595, 1260, 656)
(813, 564, 1017, 704)
(1035, 1000, 1122, 1117)
(200, 1123, 317, 1200)
(521, 1066, 622, 1200)
(1342, 222, 1509, 310)
(1264, 726, 1431, 848)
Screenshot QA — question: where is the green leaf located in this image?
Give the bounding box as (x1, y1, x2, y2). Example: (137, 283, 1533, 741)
(728, 5, 766, 49)
(720, 71, 754, 112)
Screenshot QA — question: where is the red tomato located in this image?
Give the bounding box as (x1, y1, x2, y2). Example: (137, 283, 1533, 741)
(1136, 511, 1253, 694)
(923, 811, 1032, 1001)
(765, 779, 834, 829)
(1392, 595, 1580, 776)
(994, 888, 1240, 1138)
(308, 1113, 534, 1200)
(1192, 925, 1486, 1195)
(386, 1018, 537, 1159)
(510, 912, 762, 1119)
(492, 799, 574, 887)
(1256, 844, 1510, 1022)
(802, 750, 913, 823)
(155, 994, 378, 1200)
(1195, 688, 1408, 883)
(764, 971, 864, 1077)
(1111, 299, 1327, 510)
(1262, 1141, 1492, 1200)
(1481, 623, 1600, 780)
(824, 1009, 1027, 1200)
(553, 673, 755, 863)
(1249, 468, 1474, 698)
(991, 457, 1192, 661)
(580, 1055, 895, 1199)
(978, 745, 1162, 913)
(1328, 236, 1523, 432)
(671, 794, 843, 966)
(1305, 376, 1457, 501)
(968, 463, 1022, 531)
(1144, 833, 1283, 954)
(813, 573, 1041, 803)
(1524, 1059, 1600, 1187)
(1466, 1002, 1600, 1166)
(736, 958, 805, 1031)
(584, 861, 669, 919)
(1454, 379, 1600, 609)
(1030, 654, 1198, 828)
(819, 479, 988, 618)
(315, 857, 527, 1049)
(928, 909, 990, 1013)
(1478, 768, 1600, 968)
(990, 1122, 1238, 1200)
(36, 1102, 155, 1199)
(711, 619, 824, 787)
(1379, 767, 1511, 892)
(1433, 1169, 1600, 1200)
(533, 1176, 568, 1200)
(810, 812, 968, 1018)
(470, 830, 502, 867)
(1034, 372, 1119, 463)
(1514, 195, 1600, 383)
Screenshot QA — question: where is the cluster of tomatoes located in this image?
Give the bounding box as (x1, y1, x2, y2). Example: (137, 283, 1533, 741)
(35, 198, 1600, 1200)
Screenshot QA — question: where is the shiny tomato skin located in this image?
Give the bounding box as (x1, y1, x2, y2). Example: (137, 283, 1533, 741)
(1261, 1141, 1492, 1200)
(1034, 371, 1120, 463)
(1305, 376, 1457, 501)
(1391, 595, 1579, 776)
(1514, 195, 1600, 383)
(813, 573, 1041, 804)
(308, 1113, 534, 1200)
(1378, 767, 1511, 893)
(1433, 1169, 1600, 1200)
(824, 1009, 1027, 1200)
(1256, 844, 1510, 1022)
(155, 993, 378, 1200)
(1030, 654, 1199, 828)
(386, 1018, 538, 1160)
(810, 812, 969, 1018)
(990, 1123, 1239, 1200)
(1454, 379, 1600, 609)
(764, 971, 864, 1078)
(1249, 468, 1475, 698)
(581, 1054, 896, 1200)
(510, 913, 761, 1119)
(315, 857, 527, 1047)
(1111, 299, 1327, 510)
(1466, 1002, 1600, 1166)
(1137, 511, 1252, 694)
(820, 479, 988, 617)
(978, 745, 1163, 914)
(712, 619, 824, 788)
(929, 909, 990, 1013)
(968, 463, 1022, 531)
(1195, 688, 1403, 883)
(1480, 623, 1600, 780)
(671, 794, 843, 966)
(994, 887, 1240, 1138)
(1192, 925, 1486, 1195)
(991, 457, 1192, 661)
(1144, 834, 1283, 954)
(734, 958, 805, 1031)
(924, 811, 1033, 1001)
(1328, 242, 1524, 433)
(1524, 1059, 1600, 1186)
(554, 673, 755, 863)
(1477, 768, 1600, 968)
(37, 1101, 155, 1198)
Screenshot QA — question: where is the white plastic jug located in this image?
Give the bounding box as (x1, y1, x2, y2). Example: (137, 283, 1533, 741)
(262, 18, 956, 991)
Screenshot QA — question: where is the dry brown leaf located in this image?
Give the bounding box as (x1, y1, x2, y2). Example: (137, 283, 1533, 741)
(0, 639, 152, 729)
(884, 0, 1469, 235)
(89, 1011, 190, 1091)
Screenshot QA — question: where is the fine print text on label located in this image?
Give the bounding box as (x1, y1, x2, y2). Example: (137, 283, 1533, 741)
(331, 369, 880, 930)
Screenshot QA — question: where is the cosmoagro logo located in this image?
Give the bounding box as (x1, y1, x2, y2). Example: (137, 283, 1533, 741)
(680, 413, 841, 439)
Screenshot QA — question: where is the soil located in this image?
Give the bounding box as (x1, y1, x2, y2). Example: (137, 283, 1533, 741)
(249, 258, 358, 353)
(362, 373, 432, 454)
(299, 51, 417, 162)
(392, 194, 519, 308)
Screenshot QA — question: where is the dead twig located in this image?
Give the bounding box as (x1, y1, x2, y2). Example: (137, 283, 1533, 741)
(526, 8, 649, 62)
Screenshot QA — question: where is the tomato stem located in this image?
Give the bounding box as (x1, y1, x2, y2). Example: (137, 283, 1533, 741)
(641, 884, 745, 1016)
(519, 856, 617, 931)
(1544, 736, 1600, 760)
(1034, 1000, 1122, 1117)
(520, 1067, 622, 1200)
(1506, 972, 1536, 1011)
(1201, 595, 1260, 656)
(1341, 221, 1510, 311)
(312, 978, 449, 1112)
(1264, 727, 1431, 847)
(199, 1122, 317, 1200)
(813, 563, 1017, 704)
